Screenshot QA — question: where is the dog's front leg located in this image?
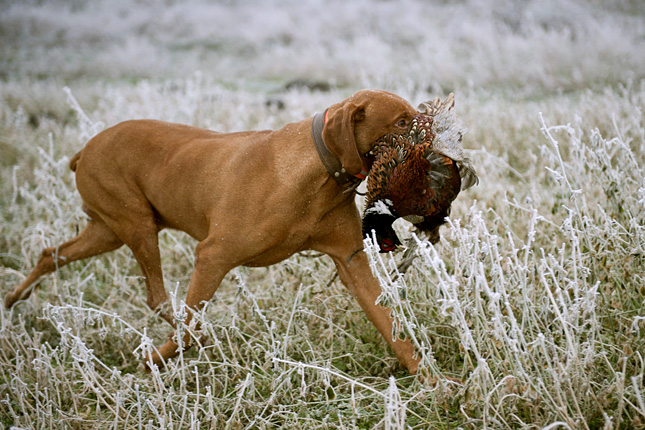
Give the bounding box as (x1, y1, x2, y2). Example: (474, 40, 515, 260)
(331, 250, 420, 375)
(145, 239, 229, 370)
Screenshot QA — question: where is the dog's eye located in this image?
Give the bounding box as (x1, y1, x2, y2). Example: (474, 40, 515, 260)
(396, 119, 408, 128)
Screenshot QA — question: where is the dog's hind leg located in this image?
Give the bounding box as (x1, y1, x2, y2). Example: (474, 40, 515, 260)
(77, 170, 174, 326)
(5, 216, 123, 308)
(101, 215, 176, 327)
(130, 236, 174, 327)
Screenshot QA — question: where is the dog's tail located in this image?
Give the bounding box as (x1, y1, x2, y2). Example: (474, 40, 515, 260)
(69, 152, 81, 172)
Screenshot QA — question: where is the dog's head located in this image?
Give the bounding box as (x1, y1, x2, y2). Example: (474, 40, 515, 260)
(322, 90, 416, 177)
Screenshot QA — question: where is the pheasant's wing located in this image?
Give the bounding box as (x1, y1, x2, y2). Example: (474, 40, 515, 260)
(417, 92, 454, 116)
(423, 150, 462, 215)
(418, 94, 479, 190)
(410, 150, 462, 244)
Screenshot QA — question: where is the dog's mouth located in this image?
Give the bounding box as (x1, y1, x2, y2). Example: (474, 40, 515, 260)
(361, 149, 377, 171)
(363, 131, 410, 171)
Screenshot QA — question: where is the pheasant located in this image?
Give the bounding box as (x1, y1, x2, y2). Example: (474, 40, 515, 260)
(362, 93, 478, 252)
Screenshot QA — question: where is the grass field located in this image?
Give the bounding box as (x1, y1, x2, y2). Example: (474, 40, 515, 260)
(1, 0, 644, 428)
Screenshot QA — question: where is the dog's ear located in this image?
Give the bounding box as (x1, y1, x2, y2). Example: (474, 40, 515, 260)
(322, 102, 366, 176)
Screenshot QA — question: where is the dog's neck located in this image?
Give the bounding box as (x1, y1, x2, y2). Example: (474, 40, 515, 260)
(311, 110, 363, 192)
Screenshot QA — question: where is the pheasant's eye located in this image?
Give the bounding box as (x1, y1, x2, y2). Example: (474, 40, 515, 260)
(396, 119, 408, 128)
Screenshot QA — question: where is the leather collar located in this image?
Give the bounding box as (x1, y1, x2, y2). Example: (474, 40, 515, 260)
(311, 110, 362, 191)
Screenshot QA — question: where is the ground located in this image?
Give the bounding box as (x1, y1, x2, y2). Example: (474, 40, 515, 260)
(1, 0, 644, 428)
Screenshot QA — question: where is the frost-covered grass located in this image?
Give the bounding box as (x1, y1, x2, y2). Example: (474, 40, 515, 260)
(2, 0, 644, 94)
(1, 0, 645, 428)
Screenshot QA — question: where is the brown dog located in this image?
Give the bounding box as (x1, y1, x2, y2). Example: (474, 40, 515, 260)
(5, 89, 421, 374)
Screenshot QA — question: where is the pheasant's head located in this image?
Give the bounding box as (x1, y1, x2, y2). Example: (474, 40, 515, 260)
(361, 199, 402, 252)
